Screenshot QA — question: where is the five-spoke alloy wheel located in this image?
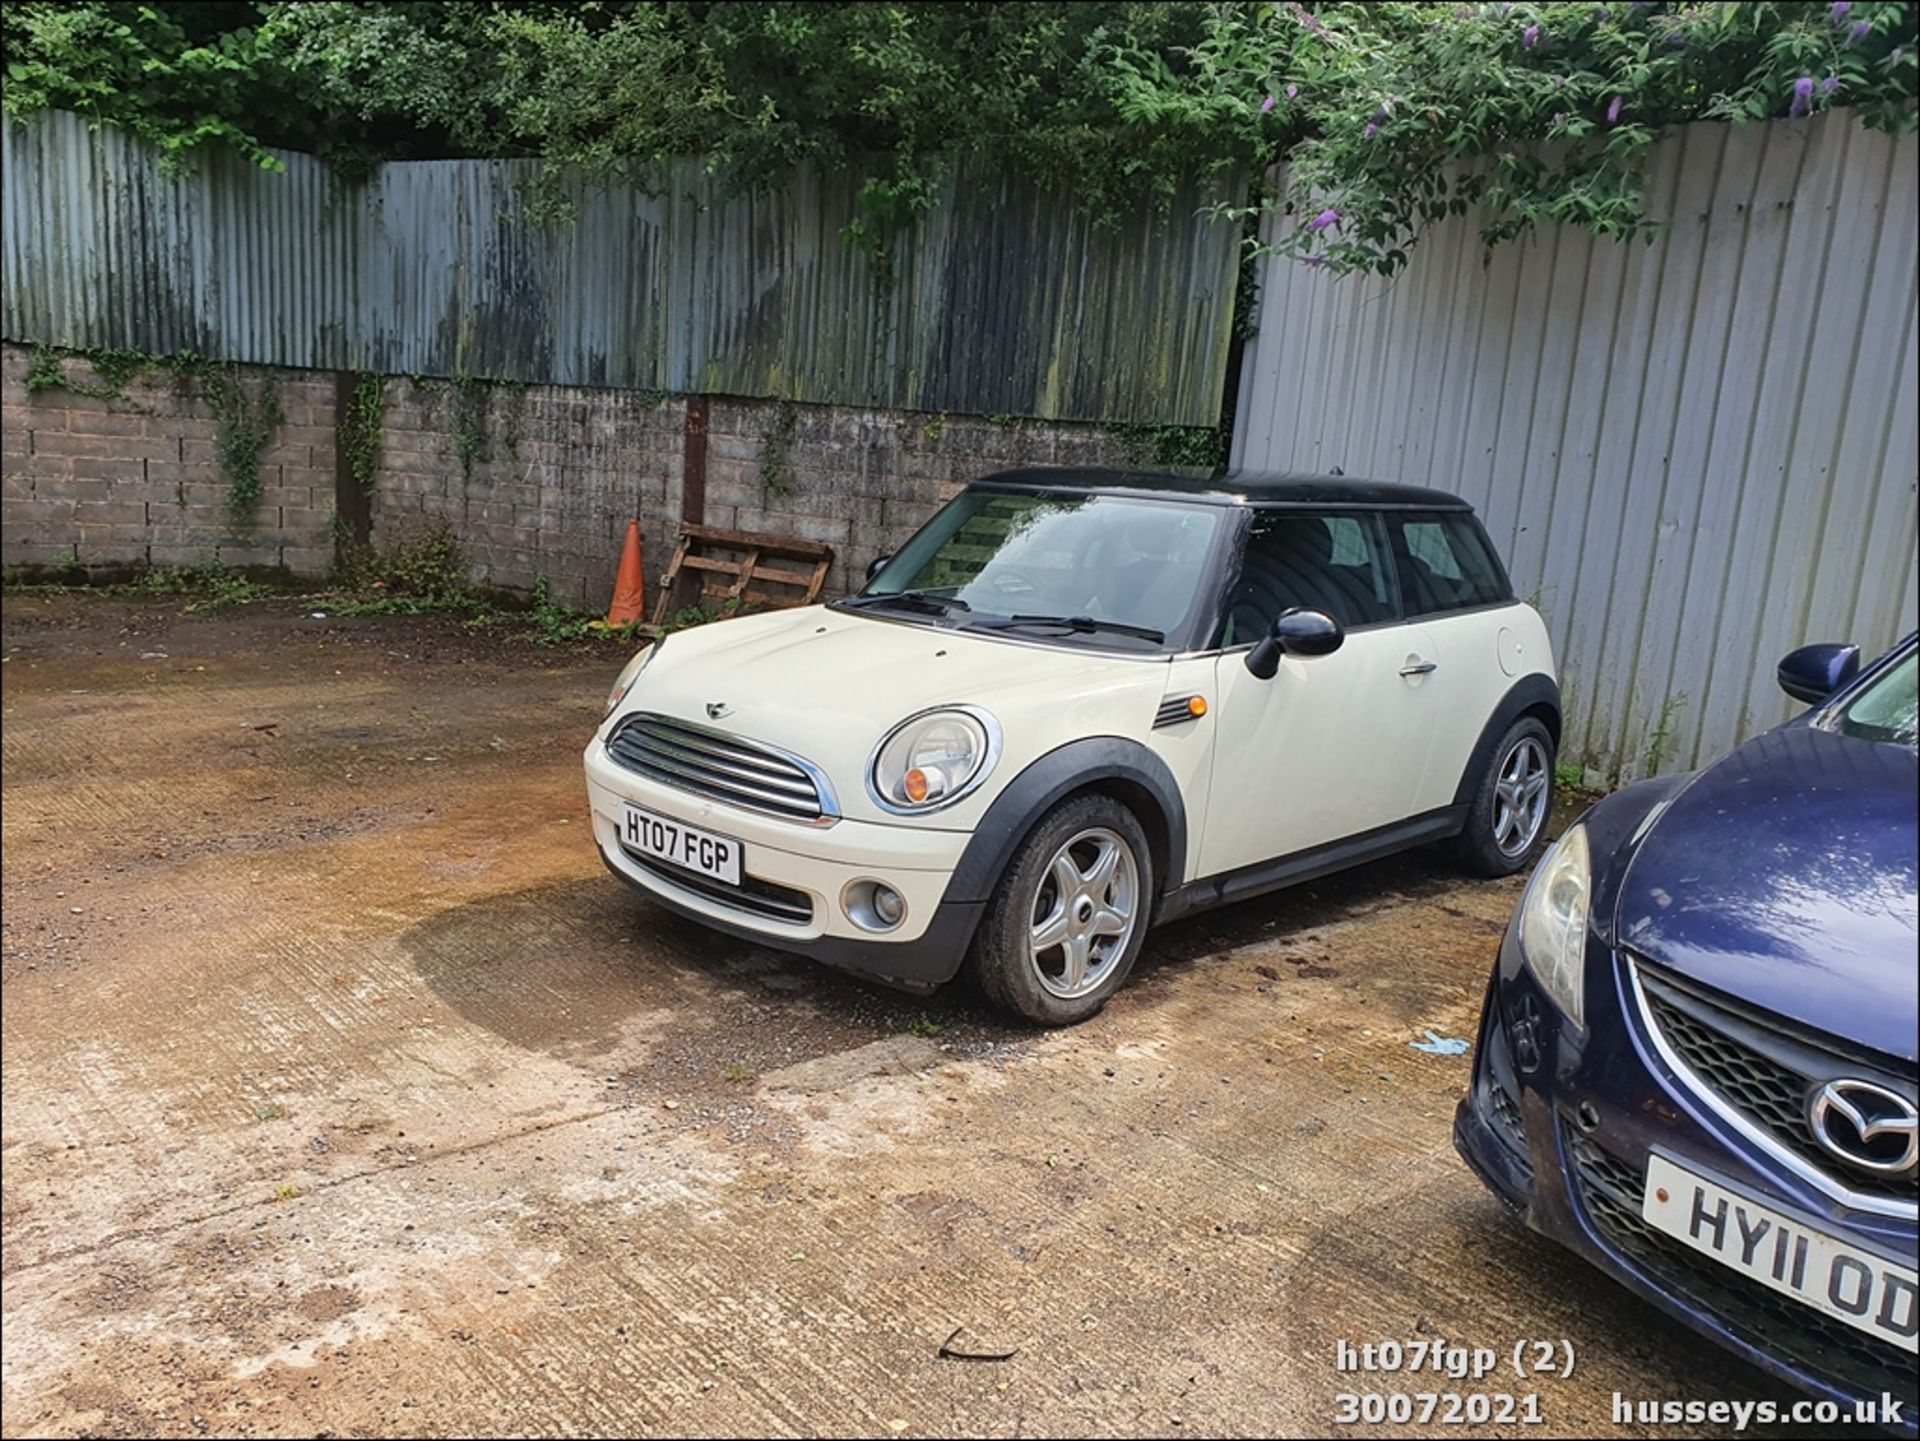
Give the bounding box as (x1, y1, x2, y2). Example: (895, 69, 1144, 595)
(972, 795, 1154, 1025)
(1454, 716, 1557, 877)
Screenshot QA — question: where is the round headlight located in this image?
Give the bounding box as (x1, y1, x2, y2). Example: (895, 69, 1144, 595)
(604, 641, 660, 720)
(1519, 824, 1590, 1031)
(869, 707, 1000, 813)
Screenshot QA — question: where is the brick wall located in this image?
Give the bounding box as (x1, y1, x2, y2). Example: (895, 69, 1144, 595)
(2, 342, 1136, 609)
(1, 346, 338, 573)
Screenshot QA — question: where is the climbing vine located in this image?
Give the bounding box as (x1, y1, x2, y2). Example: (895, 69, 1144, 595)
(758, 400, 798, 497)
(191, 361, 283, 529)
(340, 372, 385, 491)
(1104, 422, 1227, 473)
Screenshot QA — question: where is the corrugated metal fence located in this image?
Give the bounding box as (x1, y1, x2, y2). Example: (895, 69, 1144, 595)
(1234, 113, 1919, 780)
(2, 110, 1238, 425)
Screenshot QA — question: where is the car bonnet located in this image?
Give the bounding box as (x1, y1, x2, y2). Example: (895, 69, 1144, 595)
(1615, 722, 1920, 1064)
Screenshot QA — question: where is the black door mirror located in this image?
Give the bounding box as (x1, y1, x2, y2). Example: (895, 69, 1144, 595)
(1246, 608, 1345, 680)
(866, 554, 891, 583)
(1777, 642, 1859, 705)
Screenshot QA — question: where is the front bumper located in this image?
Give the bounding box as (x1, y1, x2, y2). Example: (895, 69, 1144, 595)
(584, 740, 981, 992)
(1455, 922, 1918, 1430)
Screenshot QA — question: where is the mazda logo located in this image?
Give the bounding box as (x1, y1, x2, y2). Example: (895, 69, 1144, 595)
(705, 701, 731, 720)
(1806, 1079, 1919, 1176)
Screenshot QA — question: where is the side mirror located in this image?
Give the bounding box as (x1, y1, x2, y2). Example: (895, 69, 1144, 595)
(866, 554, 891, 583)
(1777, 642, 1859, 705)
(1246, 608, 1345, 680)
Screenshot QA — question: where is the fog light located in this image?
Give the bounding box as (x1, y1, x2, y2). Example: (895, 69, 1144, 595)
(842, 879, 907, 933)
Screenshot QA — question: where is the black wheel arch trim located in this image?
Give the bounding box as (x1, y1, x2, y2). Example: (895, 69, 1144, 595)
(1451, 673, 1563, 809)
(944, 737, 1189, 905)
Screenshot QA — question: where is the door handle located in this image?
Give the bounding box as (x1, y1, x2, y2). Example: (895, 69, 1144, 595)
(1399, 659, 1438, 676)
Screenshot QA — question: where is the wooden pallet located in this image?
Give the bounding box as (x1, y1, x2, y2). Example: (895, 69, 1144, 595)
(646, 522, 835, 632)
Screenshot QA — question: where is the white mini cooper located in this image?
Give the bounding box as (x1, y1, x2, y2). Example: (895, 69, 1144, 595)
(586, 468, 1559, 1024)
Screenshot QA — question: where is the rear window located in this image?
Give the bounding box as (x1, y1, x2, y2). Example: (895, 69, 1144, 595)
(1387, 513, 1512, 616)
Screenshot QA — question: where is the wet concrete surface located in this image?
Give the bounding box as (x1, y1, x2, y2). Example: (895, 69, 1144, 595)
(1, 594, 1828, 1437)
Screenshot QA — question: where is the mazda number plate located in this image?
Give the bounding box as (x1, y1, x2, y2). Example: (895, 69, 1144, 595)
(1642, 1152, 1918, 1353)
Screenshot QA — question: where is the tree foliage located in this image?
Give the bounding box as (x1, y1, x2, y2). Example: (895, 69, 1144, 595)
(5, 1, 1915, 274)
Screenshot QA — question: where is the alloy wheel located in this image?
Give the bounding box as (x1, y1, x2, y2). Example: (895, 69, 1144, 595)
(1028, 827, 1140, 1000)
(1493, 735, 1551, 857)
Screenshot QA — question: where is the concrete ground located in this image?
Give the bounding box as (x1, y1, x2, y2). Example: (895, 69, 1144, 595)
(1, 594, 1820, 1438)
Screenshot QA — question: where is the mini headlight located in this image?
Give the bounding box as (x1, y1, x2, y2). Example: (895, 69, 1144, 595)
(1519, 823, 1590, 1030)
(604, 641, 660, 720)
(869, 707, 999, 813)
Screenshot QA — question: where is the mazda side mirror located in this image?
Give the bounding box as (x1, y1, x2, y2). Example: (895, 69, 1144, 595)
(1246, 608, 1345, 680)
(866, 554, 891, 583)
(1777, 642, 1859, 705)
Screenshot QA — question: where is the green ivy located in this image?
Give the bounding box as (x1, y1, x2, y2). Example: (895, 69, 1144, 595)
(450, 373, 490, 481)
(197, 363, 283, 530)
(758, 400, 798, 498)
(23, 344, 152, 403)
(340, 372, 384, 492)
(4, 3, 1912, 278)
(1105, 422, 1227, 473)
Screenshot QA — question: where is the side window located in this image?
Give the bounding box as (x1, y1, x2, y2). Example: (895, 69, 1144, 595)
(1390, 513, 1512, 616)
(1221, 511, 1395, 644)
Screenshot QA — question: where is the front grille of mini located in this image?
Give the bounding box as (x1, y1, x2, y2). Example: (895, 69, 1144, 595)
(607, 713, 829, 823)
(1633, 964, 1917, 1206)
(625, 851, 814, 926)
(1567, 1133, 1916, 1410)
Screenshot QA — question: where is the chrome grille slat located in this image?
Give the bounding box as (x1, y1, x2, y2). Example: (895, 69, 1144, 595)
(607, 713, 833, 824)
(637, 721, 817, 784)
(624, 732, 817, 796)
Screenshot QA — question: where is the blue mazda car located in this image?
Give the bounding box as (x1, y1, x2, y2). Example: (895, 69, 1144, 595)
(1456, 631, 1918, 1426)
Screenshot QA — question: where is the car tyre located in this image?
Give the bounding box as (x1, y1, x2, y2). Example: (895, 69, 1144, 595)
(1453, 716, 1556, 877)
(970, 794, 1154, 1026)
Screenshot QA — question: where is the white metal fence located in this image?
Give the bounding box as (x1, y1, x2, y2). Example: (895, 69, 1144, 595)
(1233, 112, 1918, 780)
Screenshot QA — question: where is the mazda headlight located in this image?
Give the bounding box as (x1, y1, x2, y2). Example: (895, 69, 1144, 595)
(868, 707, 1000, 812)
(603, 641, 660, 720)
(1519, 824, 1590, 1030)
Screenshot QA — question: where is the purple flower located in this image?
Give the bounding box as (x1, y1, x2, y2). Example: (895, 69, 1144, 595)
(1666, 29, 1686, 46)
(1829, 1, 1851, 20)
(1308, 208, 1342, 234)
(1524, 23, 1541, 48)
(1606, 94, 1623, 124)
(1822, 76, 1841, 96)
(1302, 255, 1328, 269)
(1595, 6, 1609, 19)
(1848, 19, 1870, 43)
(1363, 123, 1379, 139)
(1789, 74, 1815, 118)
(1262, 94, 1277, 114)
(1286, 84, 1300, 101)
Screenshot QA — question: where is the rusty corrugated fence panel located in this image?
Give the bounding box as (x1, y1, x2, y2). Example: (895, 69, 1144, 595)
(1232, 113, 1920, 781)
(2, 111, 1237, 425)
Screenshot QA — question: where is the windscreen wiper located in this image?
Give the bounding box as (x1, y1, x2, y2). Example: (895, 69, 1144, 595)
(839, 589, 971, 616)
(975, 613, 1165, 643)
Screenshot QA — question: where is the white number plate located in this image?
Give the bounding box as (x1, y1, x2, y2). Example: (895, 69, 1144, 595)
(620, 803, 741, 886)
(1642, 1152, 1918, 1352)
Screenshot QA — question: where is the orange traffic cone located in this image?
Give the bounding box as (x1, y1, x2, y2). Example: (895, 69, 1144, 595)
(606, 520, 646, 627)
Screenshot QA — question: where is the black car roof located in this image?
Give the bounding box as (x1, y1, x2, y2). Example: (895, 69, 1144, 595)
(967, 466, 1472, 511)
